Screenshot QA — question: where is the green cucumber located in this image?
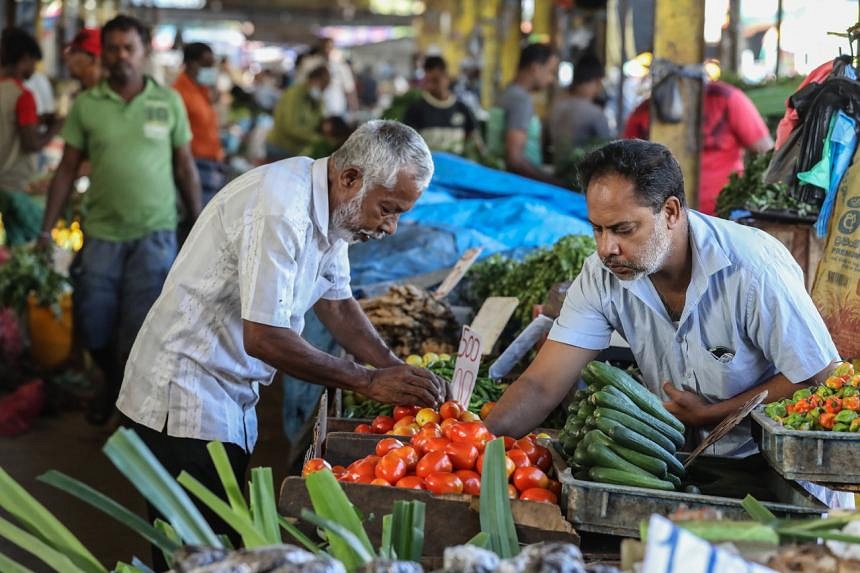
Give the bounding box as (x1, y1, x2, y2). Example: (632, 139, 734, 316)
(593, 407, 677, 453)
(585, 383, 603, 396)
(581, 367, 604, 388)
(592, 387, 685, 448)
(666, 473, 682, 489)
(586, 361, 685, 434)
(585, 443, 656, 479)
(573, 442, 590, 466)
(573, 390, 587, 402)
(595, 417, 685, 477)
(582, 430, 668, 478)
(588, 466, 676, 491)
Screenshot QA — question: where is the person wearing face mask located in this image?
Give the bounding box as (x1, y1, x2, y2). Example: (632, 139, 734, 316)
(266, 65, 330, 162)
(173, 42, 224, 208)
(116, 121, 448, 562)
(486, 140, 840, 481)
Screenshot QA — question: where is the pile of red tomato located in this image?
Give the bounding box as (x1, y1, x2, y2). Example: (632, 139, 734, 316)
(352, 401, 488, 436)
(304, 400, 559, 504)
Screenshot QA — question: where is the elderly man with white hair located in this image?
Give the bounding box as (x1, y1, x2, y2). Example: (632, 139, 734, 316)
(116, 121, 446, 544)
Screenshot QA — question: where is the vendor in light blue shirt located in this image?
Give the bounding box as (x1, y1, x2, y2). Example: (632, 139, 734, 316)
(486, 139, 839, 459)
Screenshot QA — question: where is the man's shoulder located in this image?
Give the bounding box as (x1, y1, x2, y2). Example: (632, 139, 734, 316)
(690, 211, 793, 273)
(257, 157, 316, 209)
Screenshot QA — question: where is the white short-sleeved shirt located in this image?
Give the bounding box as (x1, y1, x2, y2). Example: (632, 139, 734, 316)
(549, 211, 839, 457)
(117, 157, 352, 451)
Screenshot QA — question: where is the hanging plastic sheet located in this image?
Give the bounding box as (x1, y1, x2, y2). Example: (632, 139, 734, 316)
(349, 152, 592, 289)
(797, 110, 859, 237)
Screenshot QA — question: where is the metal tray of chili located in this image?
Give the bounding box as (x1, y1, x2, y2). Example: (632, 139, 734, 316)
(752, 408, 860, 483)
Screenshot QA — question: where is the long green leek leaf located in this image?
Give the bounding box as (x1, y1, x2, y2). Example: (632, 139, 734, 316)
(37, 470, 179, 555)
(176, 471, 268, 547)
(278, 517, 323, 554)
(249, 467, 281, 544)
(103, 428, 222, 548)
(304, 469, 375, 570)
(479, 438, 519, 558)
(206, 442, 250, 518)
(741, 495, 777, 525)
(154, 520, 179, 569)
(300, 510, 374, 566)
(410, 501, 425, 562)
(380, 514, 393, 559)
(467, 532, 491, 548)
(0, 515, 89, 573)
(0, 552, 37, 573)
(0, 467, 104, 573)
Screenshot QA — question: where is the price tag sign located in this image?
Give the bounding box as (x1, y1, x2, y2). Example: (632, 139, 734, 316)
(451, 325, 483, 407)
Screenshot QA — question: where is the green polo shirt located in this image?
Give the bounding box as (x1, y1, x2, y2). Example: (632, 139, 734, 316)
(61, 77, 191, 242)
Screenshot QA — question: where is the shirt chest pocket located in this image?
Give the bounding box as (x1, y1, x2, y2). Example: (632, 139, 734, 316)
(143, 101, 172, 141)
(690, 341, 754, 402)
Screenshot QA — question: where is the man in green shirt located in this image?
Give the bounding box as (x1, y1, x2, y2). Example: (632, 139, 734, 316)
(39, 15, 201, 424)
(266, 65, 331, 161)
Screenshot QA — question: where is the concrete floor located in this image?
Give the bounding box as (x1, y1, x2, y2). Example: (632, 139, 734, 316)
(0, 382, 295, 572)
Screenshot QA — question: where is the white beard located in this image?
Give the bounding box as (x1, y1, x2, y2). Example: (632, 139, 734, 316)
(330, 186, 386, 244)
(601, 213, 672, 281)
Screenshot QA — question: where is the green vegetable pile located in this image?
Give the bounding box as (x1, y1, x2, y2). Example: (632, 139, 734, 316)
(0, 246, 69, 315)
(341, 354, 507, 419)
(715, 150, 817, 219)
(764, 362, 860, 431)
(558, 361, 686, 491)
(466, 235, 595, 330)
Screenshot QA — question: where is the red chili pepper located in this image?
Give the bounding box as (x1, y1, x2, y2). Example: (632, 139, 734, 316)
(824, 396, 843, 414)
(843, 396, 860, 411)
(820, 412, 837, 430)
(792, 398, 812, 414)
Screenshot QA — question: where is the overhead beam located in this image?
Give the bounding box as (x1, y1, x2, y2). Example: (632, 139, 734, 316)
(650, 0, 704, 209)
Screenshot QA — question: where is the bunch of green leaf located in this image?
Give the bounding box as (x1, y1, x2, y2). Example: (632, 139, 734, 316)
(467, 235, 596, 329)
(715, 151, 817, 219)
(0, 246, 69, 314)
(554, 140, 606, 190)
(380, 90, 422, 122)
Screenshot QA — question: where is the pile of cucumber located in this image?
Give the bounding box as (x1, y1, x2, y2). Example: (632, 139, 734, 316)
(558, 362, 687, 491)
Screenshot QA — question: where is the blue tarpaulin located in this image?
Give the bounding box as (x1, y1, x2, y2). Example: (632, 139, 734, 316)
(349, 152, 592, 288)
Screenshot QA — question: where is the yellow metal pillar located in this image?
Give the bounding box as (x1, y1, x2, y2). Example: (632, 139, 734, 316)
(480, 0, 501, 110)
(650, 0, 705, 209)
(499, 0, 522, 88)
(445, 0, 476, 75)
(532, 0, 553, 40)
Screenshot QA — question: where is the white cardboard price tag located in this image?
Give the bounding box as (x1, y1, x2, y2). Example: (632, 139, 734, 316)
(451, 325, 483, 407)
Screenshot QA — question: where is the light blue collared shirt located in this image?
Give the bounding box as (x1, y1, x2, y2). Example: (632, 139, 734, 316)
(549, 211, 839, 457)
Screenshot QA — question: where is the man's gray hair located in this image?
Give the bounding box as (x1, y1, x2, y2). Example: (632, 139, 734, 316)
(331, 120, 434, 191)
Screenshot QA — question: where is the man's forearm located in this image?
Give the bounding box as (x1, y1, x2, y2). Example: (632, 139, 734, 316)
(485, 374, 561, 438)
(41, 169, 77, 234)
(707, 373, 808, 424)
(174, 153, 202, 218)
(249, 323, 372, 392)
(314, 298, 401, 368)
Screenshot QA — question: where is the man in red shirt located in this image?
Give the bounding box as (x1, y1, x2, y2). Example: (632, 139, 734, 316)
(623, 80, 773, 215)
(0, 27, 62, 194)
(173, 42, 224, 207)
(64, 28, 102, 90)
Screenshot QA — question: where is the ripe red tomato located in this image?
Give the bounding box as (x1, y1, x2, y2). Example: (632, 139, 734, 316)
(391, 445, 419, 470)
(424, 471, 464, 495)
(394, 423, 421, 437)
(301, 458, 331, 478)
(513, 467, 550, 492)
(375, 452, 408, 484)
(444, 441, 479, 470)
(476, 452, 515, 477)
(415, 408, 441, 426)
(346, 455, 378, 483)
(507, 484, 518, 499)
(533, 445, 552, 472)
(439, 400, 464, 420)
(459, 411, 481, 422)
(375, 437, 404, 457)
(331, 465, 348, 480)
(456, 470, 481, 495)
(370, 478, 391, 486)
(547, 479, 562, 496)
(449, 421, 492, 450)
(479, 401, 496, 420)
(393, 415, 415, 430)
(371, 415, 395, 434)
(354, 423, 372, 434)
(421, 422, 443, 434)
(424, 437, 451, 454)
(393, 405, 415, 422)
(506, 449, 531, 469)
(502, 436, 517, 450)
(416, 451, 453, 478)
(416, 426, 444, 440)
(519, 488, 558, 504)
(440, 418, 459, 439)
(395, 476, 425, 489)
(515, 437, 538, 462)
